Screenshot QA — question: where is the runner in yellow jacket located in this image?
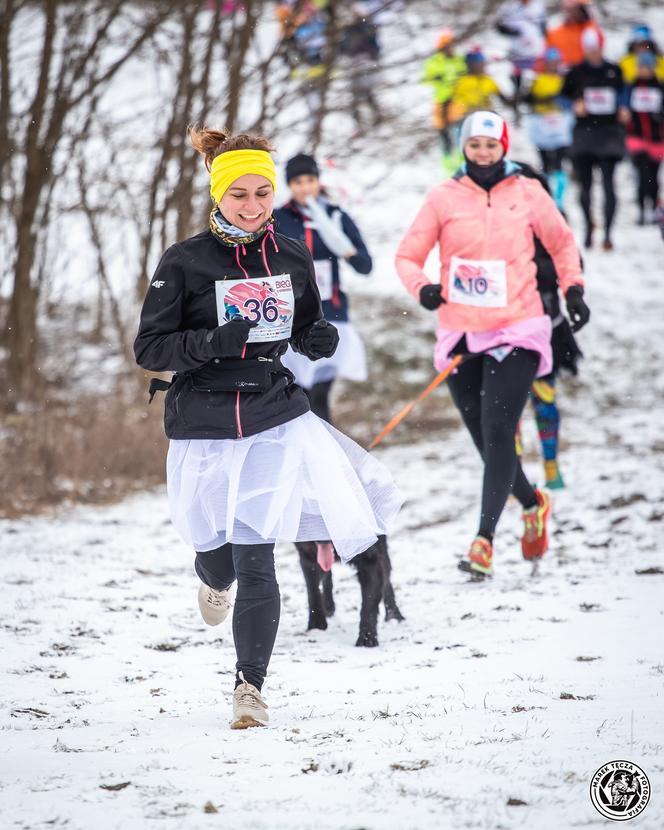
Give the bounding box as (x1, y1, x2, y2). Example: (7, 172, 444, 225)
(619, 24, 664, 84)
(422, 28, 467, 156)
(451, 50, 511, 117)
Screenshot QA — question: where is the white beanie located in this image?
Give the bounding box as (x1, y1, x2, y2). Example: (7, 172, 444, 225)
(459, 111, 509, 154)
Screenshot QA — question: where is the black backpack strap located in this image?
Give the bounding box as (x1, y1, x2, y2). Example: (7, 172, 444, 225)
(148, 377, 172, 404)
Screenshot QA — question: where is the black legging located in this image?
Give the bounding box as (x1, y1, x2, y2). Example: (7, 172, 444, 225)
(195, 543, 280, 692)
(572, 155, 619, 242)
(305, 379, 334, 423)
(447, 348, 539, 541)
(632, 152, 660, 214)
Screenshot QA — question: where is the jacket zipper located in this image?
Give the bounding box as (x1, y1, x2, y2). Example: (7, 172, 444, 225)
(234, 237, 275, 438)
(234, 245, 249, 438)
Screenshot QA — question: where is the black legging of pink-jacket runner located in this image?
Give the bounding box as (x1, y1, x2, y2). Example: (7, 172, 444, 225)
(446, 340, 540, 540)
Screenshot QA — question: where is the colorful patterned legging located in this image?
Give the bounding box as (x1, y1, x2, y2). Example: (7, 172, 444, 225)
(516, 373, 560, 462)
(531, 374, 559, 461)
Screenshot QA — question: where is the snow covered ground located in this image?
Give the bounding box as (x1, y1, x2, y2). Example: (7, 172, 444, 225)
(2, 187, 664, 828)
(3, 7, 664, 829)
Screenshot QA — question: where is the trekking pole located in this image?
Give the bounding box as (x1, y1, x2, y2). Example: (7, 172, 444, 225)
(368, 354, 464, 450)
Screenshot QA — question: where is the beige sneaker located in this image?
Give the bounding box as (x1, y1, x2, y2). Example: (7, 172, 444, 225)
(197, 582, 233, 626)
(230, 672, 269, 729)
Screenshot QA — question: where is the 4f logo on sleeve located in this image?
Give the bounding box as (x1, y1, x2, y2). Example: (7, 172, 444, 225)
(151, 280, 166, 288)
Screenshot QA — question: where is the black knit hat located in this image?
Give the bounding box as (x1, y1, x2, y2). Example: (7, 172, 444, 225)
(285, 153, 319, 183)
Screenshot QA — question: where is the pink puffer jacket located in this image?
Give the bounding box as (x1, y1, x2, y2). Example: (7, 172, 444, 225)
(395, 169, 583, 332)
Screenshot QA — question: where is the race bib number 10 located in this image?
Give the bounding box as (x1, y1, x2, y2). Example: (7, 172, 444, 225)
(215, 274, 295, 343)
(448, 257, 508, 308)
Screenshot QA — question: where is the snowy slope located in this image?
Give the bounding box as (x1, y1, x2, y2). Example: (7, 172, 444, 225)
(3, 7, 664, 830)
(2, 202, 664, 829)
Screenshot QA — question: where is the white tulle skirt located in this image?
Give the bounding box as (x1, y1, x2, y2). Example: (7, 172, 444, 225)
(281, 321, 368, 389)
(166, 412, 401, 562)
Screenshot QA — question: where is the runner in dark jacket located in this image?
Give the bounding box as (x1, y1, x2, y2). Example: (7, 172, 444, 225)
(562, 28, 630, 250)
(274, 153, 372, 423)
(515, 161, 583, 489)
(134, 127, 400, 730)
(135, 219, 323, 439)
(625, 52, 664, 224)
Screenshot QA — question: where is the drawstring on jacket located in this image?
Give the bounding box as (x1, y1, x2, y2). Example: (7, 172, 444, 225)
(231, 223, 279, 278)
(233, 224, 282, 438)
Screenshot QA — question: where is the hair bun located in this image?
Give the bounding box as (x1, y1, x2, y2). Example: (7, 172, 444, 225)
(188, 125, 274, 171)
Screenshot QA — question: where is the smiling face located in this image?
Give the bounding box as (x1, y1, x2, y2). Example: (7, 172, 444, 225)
(288, 173, 321, 205)
(218, 173, 275, 232)
(464, 136, 503, 165)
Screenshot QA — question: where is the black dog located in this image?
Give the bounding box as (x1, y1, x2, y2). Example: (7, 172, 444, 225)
(295, 535, 404, 647)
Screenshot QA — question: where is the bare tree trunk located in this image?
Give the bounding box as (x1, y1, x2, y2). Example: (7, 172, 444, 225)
(309, 1, 339, 151)
(4, 1, 175, 404)
(174, 4, 222, 241)
(6, 0, 57, 401)
(0, 0, 15, 185)
(225, 0, 260, 131)
(80, 185, 136, 376)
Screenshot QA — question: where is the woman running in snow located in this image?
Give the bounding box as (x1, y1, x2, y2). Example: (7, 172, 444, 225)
(395, 111, 589, 580)
(275, 153, 371, 423)
(523, 46, 574, 209)
(562, 28, 629, 250)
(421, 28, 467, 165)
(134, 128, 400, 728)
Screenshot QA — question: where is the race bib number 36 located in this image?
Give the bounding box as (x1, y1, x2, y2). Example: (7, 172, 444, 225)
(215, 274, 295, 343)
(448, 257, 508, 308)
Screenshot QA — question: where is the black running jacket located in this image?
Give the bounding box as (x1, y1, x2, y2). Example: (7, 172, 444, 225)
(134, 227, 324, 439)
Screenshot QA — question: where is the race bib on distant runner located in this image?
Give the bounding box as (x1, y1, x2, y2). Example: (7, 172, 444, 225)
(313, 259, 333, 301)
(630, 86, 662, 114)
(215, 274, 294, 343)
(583, 86, 616, 115)
(542, 111, 570, 131)
(449, 257, 507, 308)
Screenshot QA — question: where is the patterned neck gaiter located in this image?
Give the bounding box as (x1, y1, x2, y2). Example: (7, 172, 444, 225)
(209, 208, 274, 247)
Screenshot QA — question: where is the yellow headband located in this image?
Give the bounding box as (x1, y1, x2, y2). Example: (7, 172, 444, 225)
(209, 149, 277, 203)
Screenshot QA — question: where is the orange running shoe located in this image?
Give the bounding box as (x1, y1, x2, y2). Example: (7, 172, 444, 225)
(458, 536, 493, 579)
(521, 489, 551, 560)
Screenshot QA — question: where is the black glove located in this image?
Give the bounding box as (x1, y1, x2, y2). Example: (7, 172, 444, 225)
(565, 285, 590, 332)
(419, 284, 445, 311)
(206, 318, 255, 358)
(302, 319, 339, 359)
